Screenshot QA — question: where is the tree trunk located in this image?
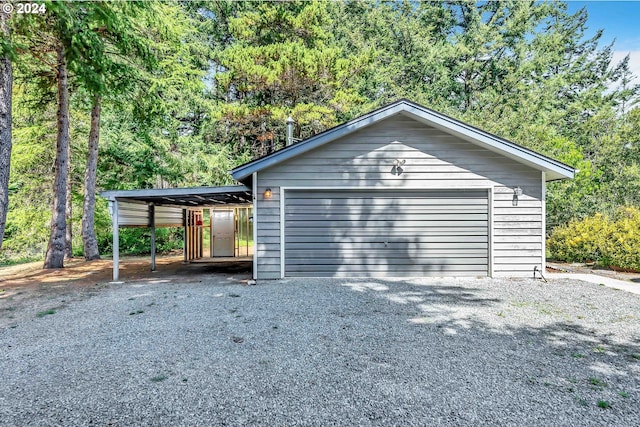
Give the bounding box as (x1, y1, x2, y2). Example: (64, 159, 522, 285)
(64, 139, 72, 259)
(0, 13, 12, 249)
(44, 44, 69, 269)
(82, 96, 101, 261)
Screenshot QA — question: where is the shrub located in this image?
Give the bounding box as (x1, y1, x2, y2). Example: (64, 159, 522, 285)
(548, 213, 613, 263)
(548, 206, 640, 271)
(608, 207, 640, 270)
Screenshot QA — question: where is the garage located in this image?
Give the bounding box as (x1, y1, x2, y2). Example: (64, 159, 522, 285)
(231, 100, 575, 279)
(284, 189, 489, 277)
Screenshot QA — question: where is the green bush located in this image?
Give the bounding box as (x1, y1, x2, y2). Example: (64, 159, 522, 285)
(548, 206, 640, 271)
(608, 207, 640, 270)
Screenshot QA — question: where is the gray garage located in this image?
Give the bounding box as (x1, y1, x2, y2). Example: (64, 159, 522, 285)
(231, 99, 575, 279)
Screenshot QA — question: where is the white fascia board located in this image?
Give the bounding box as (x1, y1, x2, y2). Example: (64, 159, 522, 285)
(400, 106, 575, 181)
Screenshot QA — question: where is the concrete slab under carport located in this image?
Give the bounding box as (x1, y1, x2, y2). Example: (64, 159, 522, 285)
(100, 185, 253, 282)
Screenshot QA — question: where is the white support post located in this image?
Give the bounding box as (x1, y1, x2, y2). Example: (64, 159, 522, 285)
(245, 207, 249, 257)
(252, 172, 258, 280)
(110, 199, 120, 282)
(150, 204, 156, 271)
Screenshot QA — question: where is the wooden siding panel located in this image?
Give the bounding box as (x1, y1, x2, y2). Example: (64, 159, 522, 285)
(256, 115, 543, 278)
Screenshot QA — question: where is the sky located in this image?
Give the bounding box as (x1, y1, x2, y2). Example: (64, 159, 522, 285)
(567, 1, 640, 81)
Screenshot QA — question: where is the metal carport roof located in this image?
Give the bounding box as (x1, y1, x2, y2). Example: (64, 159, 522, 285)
(100, 185, 252, 207)
(100, 185, 253, 282)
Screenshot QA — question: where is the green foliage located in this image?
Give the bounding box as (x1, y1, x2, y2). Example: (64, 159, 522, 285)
(98, 227, 183, 256)
(548, 207, 640, 271)
(212, 0, 368, 157)
(607, 207, 640, 270)
(36, 309, 56, 318)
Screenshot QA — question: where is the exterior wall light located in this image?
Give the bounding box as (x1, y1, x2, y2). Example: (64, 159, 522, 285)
(392, 159, 406, 176)
(512, 186, 523, 206)
(264, 188, 272, 199)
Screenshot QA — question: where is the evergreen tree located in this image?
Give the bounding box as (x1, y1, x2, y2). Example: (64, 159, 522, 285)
(212, 0, 368, 158)
(0, 10, 12, 249)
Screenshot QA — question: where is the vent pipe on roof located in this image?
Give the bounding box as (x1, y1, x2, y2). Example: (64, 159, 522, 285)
(286, 116, 295, 146)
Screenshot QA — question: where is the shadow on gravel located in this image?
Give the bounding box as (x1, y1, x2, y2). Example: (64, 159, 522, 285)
(172, 261, 252, 276)
(2, 275, 639, 425)
(337, 277, 640, 412)
(127, 261, 252, 284)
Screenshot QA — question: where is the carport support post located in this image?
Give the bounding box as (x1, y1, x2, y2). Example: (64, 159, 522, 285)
(182, 209, 188, 263)
(149, 204, 156, 271)
(209, 209, 213, 258)
(110, 199, 120, 282)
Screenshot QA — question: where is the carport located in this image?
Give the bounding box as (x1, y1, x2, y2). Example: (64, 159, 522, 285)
(101, 185, 253, 281)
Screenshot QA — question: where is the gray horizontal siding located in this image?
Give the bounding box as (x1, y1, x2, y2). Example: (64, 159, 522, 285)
(116, 202, 184, 228)
(117, 201, 149, 227)
(256, 114, 543, 279)
(255, 184, 281, 279)
(492, 185, 542, 275)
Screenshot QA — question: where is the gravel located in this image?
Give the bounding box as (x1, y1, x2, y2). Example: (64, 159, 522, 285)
(1, 275, 639, 426)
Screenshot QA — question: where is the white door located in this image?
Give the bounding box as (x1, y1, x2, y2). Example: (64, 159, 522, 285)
(212, 209, 235, 257)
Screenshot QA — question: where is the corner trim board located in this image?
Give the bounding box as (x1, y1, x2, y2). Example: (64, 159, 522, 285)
(252, 172, 258, 280)
(280, 188, 285, 279)
(488, 187, 494, 277)
(280, 184, 494, 191)
(541, 171, 546, 271)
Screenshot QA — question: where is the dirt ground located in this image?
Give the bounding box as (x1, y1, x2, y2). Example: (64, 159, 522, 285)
(0, 255, 252, 328)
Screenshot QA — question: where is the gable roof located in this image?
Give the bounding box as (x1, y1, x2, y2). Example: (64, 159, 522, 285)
(231, 99, 575, 182)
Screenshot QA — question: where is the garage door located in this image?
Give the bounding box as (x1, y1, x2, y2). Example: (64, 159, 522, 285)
(284, 189, 489, 277)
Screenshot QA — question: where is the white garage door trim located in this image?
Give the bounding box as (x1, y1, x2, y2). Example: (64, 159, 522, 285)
(280, 186, 494, 278)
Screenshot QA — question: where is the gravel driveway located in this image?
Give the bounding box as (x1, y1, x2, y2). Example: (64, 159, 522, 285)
(1, 275, 639, 426)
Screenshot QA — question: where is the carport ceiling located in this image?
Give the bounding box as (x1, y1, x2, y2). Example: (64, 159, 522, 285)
(101, 185, 252, 207)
